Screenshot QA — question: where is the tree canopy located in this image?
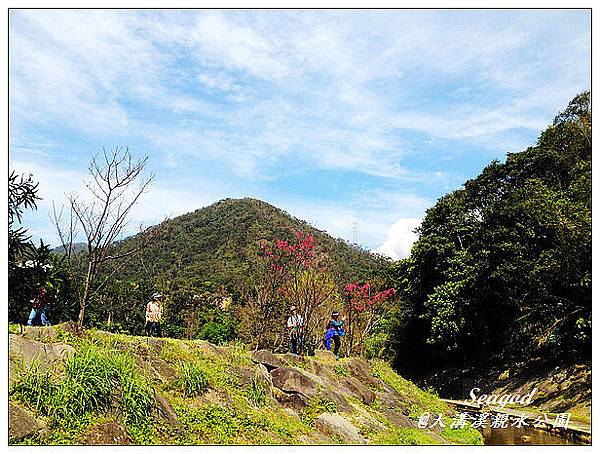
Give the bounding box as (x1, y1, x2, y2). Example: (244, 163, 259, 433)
(389, 92, 591, 376)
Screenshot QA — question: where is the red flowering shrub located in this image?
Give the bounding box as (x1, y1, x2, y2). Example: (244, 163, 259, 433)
(342, 282, 396, 356)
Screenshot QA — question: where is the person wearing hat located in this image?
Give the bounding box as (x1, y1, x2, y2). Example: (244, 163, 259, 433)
(325, 310, 345, 359)
(145, 292, 163, 337)
(287, 305, 304, 355)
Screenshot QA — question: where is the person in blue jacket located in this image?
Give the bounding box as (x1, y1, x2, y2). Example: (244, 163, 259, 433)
(324, 310, 345, 359)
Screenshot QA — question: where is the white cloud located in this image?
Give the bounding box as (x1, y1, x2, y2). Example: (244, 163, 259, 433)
(9, 10, 591, 181)
(377, 218, 422, 260)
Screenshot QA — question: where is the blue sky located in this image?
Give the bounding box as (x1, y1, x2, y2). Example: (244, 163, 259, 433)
(9, 9, 590, 259)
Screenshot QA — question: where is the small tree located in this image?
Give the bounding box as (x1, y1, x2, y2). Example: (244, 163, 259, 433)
(52, 147, 154, 326)
(343, 282, 396, 356)
(242, 231, 337, 352)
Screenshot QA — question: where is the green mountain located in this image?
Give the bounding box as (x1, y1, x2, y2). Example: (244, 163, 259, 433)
(120, 197, 387, 286)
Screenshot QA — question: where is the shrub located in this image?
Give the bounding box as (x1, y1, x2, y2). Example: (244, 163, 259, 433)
(197, 322, 235, 345)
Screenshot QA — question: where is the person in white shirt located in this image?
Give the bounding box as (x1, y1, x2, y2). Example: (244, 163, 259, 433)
(287, 305, 304, 355)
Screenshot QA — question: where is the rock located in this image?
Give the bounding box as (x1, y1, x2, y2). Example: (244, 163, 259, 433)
(283, 407, 300, 419)
(345, 358, 383, 388)
(8, 402, 47, 443)
(197, 340, 227, 357)
(281, 352, 305, 366)
(306, 358, 337, 382)
(145, 338, 167, 352)
(231, 365, 255, 385)
(322, 389, 352, 413)
(60, 320, 84, 336)
(81, 420, 133, 445)
(381, 407, 415, 428)
(274, 390, 310, 410)
(314, 413, 368, 444)
(151, 358, 177, 381)
(9, 334, 76, 384)
(155, 392, 181, 427)
(271, 367, 317, 398)
(131, 353, 176, 383)
(340, 376, 375, 405)
(314, 349, 336, 361)
(18, 322, 82, 343)
(20, 326, 58, 342)
(252, 350, 285, 370)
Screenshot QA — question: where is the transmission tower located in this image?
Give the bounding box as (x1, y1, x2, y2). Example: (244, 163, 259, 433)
(352, 221, 359, 244)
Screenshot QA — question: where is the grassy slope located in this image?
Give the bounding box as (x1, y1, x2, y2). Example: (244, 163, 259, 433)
(9, 324, 482, 445)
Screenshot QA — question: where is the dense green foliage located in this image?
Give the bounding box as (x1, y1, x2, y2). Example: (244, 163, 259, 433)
(389, 92, 591, 375)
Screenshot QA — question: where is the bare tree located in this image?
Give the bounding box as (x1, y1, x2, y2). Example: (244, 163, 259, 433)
(52, 147, 155, 326)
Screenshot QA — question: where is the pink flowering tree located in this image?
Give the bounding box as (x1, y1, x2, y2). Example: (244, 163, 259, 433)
(242, 231, 338, 352)
(343, 282, 396, 356)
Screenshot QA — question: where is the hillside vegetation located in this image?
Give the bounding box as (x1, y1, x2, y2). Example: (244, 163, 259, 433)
(389, 92, 591, 376)
(77, 197, 389, 338)
(9, 324, 482, 445)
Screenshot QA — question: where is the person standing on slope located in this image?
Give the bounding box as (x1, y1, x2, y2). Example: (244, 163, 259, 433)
(145, 293, 163, 337)
(325, 310, 345, 359)
(287, 305, 304, 355)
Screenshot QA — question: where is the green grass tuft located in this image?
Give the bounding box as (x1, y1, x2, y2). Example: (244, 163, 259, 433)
(177, 361, 209, 397)
(10, 341, 156, 443)
(299, 396, 337, 426)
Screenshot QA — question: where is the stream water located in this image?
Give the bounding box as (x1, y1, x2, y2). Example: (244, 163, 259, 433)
(481, 425, 588, 445)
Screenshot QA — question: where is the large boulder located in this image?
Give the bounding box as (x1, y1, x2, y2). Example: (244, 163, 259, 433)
(273, 390, 310, 410)
(18, 321, 82, 343)
(252, 350, 285, 370)
(322, 389, 352, 413)
(281, 352, 305, 366)
(340, 376, 376, 405)
(8, 402, 47, 443)
(9, 334, 76, 384)
(314, 413, 368, 444)
(271, 367, 317, 398)
(345, 358, 383, 388)
(196, 340, 227, 357)
(231, 365, 255, 385)
(130, 352, 177, 383)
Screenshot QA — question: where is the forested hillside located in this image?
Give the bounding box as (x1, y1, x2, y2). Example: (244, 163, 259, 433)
(86, 198, 389, 340)
(389, 92, 591, 376)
